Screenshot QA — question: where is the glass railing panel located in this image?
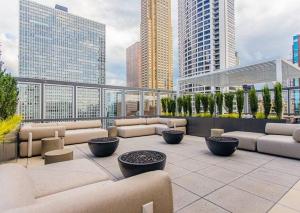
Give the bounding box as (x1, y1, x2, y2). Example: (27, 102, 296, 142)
(125, 90, 140, 117)
(76, 87, 101, 119)
(104, 89, 122, 117)
(144, 92, 157, 116)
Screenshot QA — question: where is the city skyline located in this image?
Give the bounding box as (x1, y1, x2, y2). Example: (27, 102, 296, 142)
(1, 0, 300, 89)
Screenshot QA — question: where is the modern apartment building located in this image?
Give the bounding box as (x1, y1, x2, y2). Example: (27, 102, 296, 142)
(19, 0, 105, 120)
(140, 0, 173, 90)
(126, 42, 142, 88)
(178, 0, 236, 92)
(290, 35, 300, 114)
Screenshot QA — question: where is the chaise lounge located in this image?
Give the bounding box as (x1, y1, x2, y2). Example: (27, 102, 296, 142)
(114, 117, 187, 138)
(0, 159, 173, 213)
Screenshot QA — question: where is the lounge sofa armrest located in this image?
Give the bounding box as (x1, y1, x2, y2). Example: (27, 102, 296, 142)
(8, 171, 173, 213)
(19, 126, 66, 141)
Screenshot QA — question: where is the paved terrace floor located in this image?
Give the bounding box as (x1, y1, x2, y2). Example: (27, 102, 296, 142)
(17, 135, 300, 213)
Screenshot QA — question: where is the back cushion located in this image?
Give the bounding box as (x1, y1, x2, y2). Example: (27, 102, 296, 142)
(19, 126, 66, 140)
(31, 123, 58, 128)
(58, 120, 102, 130)
(114, 118, 147, 127)
(146, 117, 161, 125)
(0, 164, 35, 211)
(293, 129, 300, 142)
(159, 118, 187, 128)
(265, 123, 300, 136)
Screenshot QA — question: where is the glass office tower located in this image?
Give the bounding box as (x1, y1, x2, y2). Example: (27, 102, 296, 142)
(19, 0, 106, 120)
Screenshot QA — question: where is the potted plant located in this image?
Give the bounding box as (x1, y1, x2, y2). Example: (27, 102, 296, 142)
(187, 95, 192, 117)
(215, 92, 223, 115)
(248, 88, 258, 118)
(177, 97, 183, 116)
(208, 94, 215, 117)
(262, 85, 271, 119)
(161, 97, 167, 115)
(236, 89, 244, 118)
(200, 94, 209, 114)
(274, 82, 283, 119)
(195, 93, 201, 114)
(182, 96, 188, 116)
(224, 92, 234, 114)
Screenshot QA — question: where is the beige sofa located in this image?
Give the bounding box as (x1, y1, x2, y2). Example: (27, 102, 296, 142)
(19, 120, 108, 157)
(114, 117, 187, 138)
(0, 159, 173, 213)
(257, 123, 300, 159)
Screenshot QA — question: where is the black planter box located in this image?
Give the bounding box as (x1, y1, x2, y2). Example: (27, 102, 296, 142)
(186, 117, 286, 137)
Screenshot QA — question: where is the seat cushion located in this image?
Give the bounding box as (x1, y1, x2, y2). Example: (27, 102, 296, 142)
(19, 140, 43, 157)
(114, 118, 147, 127)
(58, 120, 102, 130)
(19, 126, 65, 141)
(0, 164, 35, 211)
(28, 159, 110, 198)
(293, 128, 300, 142)
(265, 123, 300, 136)
(117, 125, 156, 138)
(64, 128, 108, 145)
(222, 131, 265, 151)
(148, 124, 170, 135)
(257, 135, 300, 159)
(159, 118, 187, 128)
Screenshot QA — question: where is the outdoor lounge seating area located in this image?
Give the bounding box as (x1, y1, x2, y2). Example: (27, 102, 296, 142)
(2, 118, 300, 212)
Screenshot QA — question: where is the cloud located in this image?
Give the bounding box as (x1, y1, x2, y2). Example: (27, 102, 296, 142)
(0, 0, 299, 86)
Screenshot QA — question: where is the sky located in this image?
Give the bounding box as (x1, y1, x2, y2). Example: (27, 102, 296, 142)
(0, 0, 300, 88)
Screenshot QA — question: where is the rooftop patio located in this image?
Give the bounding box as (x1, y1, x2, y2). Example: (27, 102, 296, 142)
(16, 135, 300, 213)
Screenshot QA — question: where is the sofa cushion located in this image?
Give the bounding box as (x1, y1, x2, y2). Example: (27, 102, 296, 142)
(114, 118, 147, 127)
(58, 120, 102, 130)
(19, 126, 65, 141)
(148, 124, 170, 135)
(64, 128, 108, 145)
(117, 125, 156, 138)
(19, 140, 42, 157)
(257, 135, 300, 159)
(222, 131, 265, 151)
(146, 117, 161, 125)
(293, 129, 300, 142)
(30, 123, 58, 128)
(159, 118, 187, 128)
(0, 164, 35, 211)
(265, 123, 300, 136)
(28, 159, 110, 198)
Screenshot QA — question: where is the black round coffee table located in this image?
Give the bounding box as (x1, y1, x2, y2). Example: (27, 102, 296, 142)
(162, 130, 184, 144)
(206, 137, 239, 156)
(118, 150, 166, 178)
(88, 137, 119, 157)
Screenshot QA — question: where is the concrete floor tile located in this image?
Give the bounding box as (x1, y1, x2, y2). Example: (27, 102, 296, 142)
(269, 204, 299, 213)
(172, 158, 211, 172)
(172, 183, 200, 212)
(177, 199, 229, 213)
(279, 189, 300, 211)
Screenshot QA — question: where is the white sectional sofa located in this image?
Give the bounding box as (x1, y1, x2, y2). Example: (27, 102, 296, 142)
(257, 123, 300, 159)
(0, 159, 173, 213)
(114, 117, 187, 138)
(19, 120, 108, 157)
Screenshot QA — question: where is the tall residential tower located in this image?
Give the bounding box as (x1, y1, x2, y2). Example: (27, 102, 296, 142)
(178, 0, 236, 92)
(141, 0, 173, 90)
(126, 42, 142, 88)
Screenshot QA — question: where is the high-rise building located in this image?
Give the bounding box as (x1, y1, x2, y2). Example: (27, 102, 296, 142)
(293, 35, 300, 66)
(126, 42, 142, 88)
(290, 35, 300, 114)
(19, 0, 105, 120)
(140, 0, 173, 90)
(178, 0, 236, 92)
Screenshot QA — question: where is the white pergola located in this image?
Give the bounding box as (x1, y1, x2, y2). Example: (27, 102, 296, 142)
(179, 59, 300, 87)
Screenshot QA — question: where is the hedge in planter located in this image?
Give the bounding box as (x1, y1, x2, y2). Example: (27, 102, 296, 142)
(224, 92, 234, 114)
(195, 93, 201, 114)
(215, 92, 223, 115)
(249, 88, 258, 118)
(262, 85, 271, 119)
(208, 94, 215, 117)
(177, 97, 183, 115)
(200, 94, 209, 114)
(274, 82, 283, 119)
(236, 89, 244, 118)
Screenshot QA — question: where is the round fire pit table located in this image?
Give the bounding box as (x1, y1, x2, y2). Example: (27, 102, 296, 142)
(206, 137, 239, 156)
(88, 137, 119, 157)
(162, 130, 184, 144)
(118, 150, 166, 178)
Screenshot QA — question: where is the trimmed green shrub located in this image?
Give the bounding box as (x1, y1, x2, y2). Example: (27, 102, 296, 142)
(182, 95, 188, 115)
(177, 97, 183, 115)
(274, 82, 283, 119)
(195, 93, 202, 114)
(262, 85, 271, 119)
(224, 92, 234, 114)
(169, 99, 176, 116)
(166, 98, 172, 114)
(161, 98, 167, 113)
(248, 88, 258, 118)
(0, 70, 18, 120)
(236, 89, 244, 118)
(208, 94, 215, 117)
(187, 95, 192, 116)
(215, 92, 223, 115)
(200, 94, 209, 113)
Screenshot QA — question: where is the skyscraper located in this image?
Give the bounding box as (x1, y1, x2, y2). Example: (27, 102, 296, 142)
(19, 0, 105, 120)
(293, 35, 300, 67)
(126, 42, 142, 88)
(19, 0, 105, 84)
(178, 0, 236, 92)
(290, 35, 300, 114)
(140, 0, 173, 90)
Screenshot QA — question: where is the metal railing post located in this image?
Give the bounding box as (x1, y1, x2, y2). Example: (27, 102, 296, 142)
(157, 92, 161, 116)
(121, 89, 126, 117)
(140, 91, 144, 116)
